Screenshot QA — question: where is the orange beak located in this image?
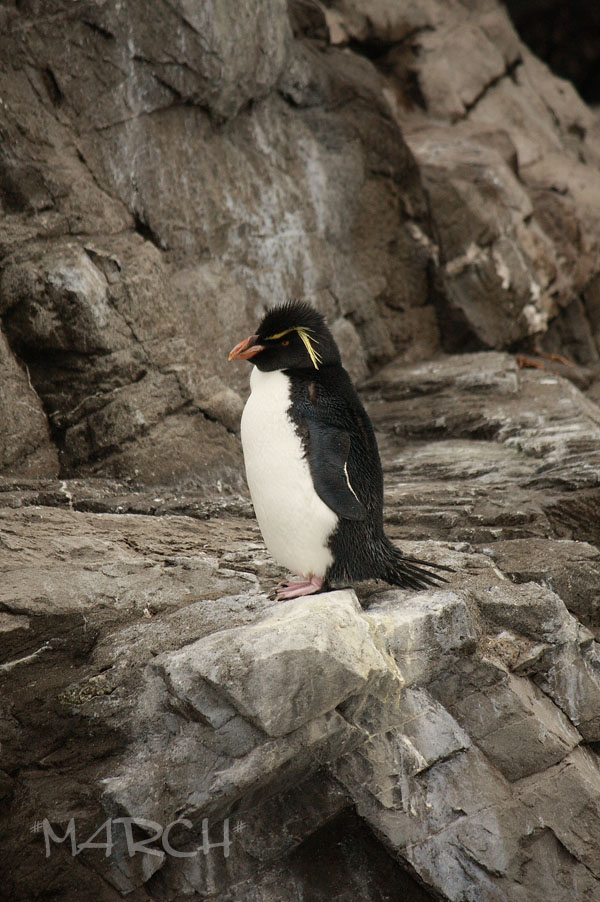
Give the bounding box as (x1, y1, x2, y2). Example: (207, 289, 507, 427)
(228, 334, 265, 361)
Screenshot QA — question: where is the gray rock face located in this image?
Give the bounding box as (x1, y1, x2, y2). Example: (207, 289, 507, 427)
(0, 328, 58, 476)
(487, 538, 600, 626)
(3, 0, 600, 900)
(327, 0, 600, 358)
(3, 350, 600, 900)
(6, 0, 600, 484)
(0, 0, 439, 483)
(159, 590, 389, 737)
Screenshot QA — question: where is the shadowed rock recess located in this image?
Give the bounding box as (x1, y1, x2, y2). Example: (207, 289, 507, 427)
(2, 1, 600, 900)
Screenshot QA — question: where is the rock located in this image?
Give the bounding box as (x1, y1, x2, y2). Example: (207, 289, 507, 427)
(5, 341, 599, 900)
(0, 506, 259, 622)
(151, 806, 435, 902)
(518, 747, 600, 878)
(2, 490, 600, 900)
(1, 243, 131, 352)
(336, 0, 600, 351)
(411, 128, 552, 350)
(474, 580, 579, 644)
(102, 702, 359, 831)
(539, 297, 600, 369)
(67, 0, 292, 123)
(366, 589, 476, 685)
(330, 315, 369, 384)
(535, 641, 600, 741)
(485, 538, 600, 627)
(0, 329, 58, 476)
(9, 340, 600, 898)
(3, 0, 600, 483)
(448, 670, 581, 781)
(0, 234, 245, 485)
(0, 0, 444, 481)
(362, 351, 600, 547)
(406, 799, 598, 902)
(337, 742, 511, 850)
(341, 685, 472, 786)
(234, 772, 351, 861)
(159, 590, 390, 737)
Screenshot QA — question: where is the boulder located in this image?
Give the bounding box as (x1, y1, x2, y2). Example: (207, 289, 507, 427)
(158, 590, 390, 737)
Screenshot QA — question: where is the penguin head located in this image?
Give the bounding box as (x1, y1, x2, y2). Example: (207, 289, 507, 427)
(229, 301, 341, 372)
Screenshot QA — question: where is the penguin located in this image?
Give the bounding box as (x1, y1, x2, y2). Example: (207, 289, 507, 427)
(229, 300, 452, 600)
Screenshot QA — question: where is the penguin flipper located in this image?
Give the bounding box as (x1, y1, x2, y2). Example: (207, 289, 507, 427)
(306, 421, 366, 521)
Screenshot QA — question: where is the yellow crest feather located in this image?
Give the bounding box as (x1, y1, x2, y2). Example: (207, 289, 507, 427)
(264, 326, 322, 369)
(296, 328, 322, 369)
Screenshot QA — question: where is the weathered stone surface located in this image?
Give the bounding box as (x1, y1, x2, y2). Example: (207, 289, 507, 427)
(535, 641, 600, 741)
(486, 537, 600, 627)
(6, 333, 600, 899)
(366, 589, 476, 685)
(102, 704, 358, 829)
(66, 0, 291, 123)
(365, 353, 600, 480)
(449, 670, 581, 781)
(518, 747, 600, 878)
(0, 1, 437, 482)
(337, 743, 511, 849)
(474, 580, 579, 644)
(3, 0, 600, 484)
(363, 351, 600, 548)
(405, 799, 600, 902)
(234, 771, 351, 862)
(0, 506, 256, 622)
(160, 590, 389, 737)
(329, 0, 600, 353)
(150, 807, 436, 902)
(0, 328, 58, 476)
(339, 686, 471, 805)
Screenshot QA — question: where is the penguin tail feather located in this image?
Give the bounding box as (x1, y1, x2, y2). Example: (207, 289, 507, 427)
(381, 541, 454, 591)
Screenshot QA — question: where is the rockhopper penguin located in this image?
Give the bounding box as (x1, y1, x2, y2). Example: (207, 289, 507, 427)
(229, 301, 451, 600)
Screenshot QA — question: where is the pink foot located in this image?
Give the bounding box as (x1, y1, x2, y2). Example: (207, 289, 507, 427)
(276, 575, 324, 600)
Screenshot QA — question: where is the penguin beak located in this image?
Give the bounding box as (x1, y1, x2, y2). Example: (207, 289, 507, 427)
(228, 334, 265, 361)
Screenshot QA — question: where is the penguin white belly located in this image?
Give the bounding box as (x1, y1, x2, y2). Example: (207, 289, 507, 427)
(241, 368, 337, 577)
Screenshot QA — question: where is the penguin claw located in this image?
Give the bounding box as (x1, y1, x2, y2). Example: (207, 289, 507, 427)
(275, 575, 324, 601)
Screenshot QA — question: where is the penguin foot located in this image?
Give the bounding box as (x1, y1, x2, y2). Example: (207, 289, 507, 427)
(276, 575, 324, 600)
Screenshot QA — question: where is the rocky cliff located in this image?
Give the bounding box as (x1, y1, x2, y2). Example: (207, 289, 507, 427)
(2, 1, 600, 900)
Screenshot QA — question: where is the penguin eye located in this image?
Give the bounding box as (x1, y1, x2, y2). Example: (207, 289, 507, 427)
(281, 339, 290, 346)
